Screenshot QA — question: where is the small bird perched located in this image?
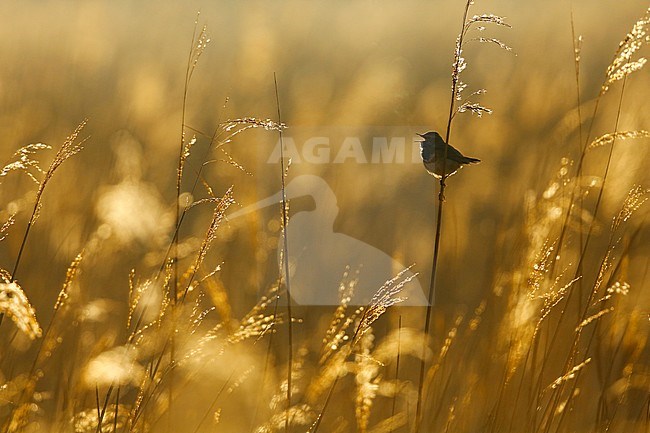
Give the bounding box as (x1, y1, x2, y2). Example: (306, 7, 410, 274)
(418, 131, 480, 180)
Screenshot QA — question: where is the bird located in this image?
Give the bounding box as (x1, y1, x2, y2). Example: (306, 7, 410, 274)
(418, 131, 480, 180)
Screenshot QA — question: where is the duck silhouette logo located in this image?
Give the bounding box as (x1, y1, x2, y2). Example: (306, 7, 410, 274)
(229, 175, 427, 306)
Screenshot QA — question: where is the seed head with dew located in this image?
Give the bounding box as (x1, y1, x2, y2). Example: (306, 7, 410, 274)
(0, 143, 51, 185)
(603, 7, 650, 93)
(54, 250, 84, 311)
(352, 267, 414, 346)
(0, 281, 42, 340)
(0, 215, 15, 242)
(611, 185, 650, 231)
(451, 7, 513, 119)
(319, 267, 361, 364)
(354, 330, 381, 433)
(588, 129, 650, 150)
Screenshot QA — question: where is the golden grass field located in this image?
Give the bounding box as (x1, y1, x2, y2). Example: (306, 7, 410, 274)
(1, 1, 649, 432)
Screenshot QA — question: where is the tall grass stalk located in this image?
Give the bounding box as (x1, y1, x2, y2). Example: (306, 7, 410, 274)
(273, 72, 294, 433)
(0, 122, 86, 332)
(4, 250, 84, 431)
(170, 16, 209, 431)
(539, 77, 628, 433)
(10, 122, 87, 283)
(570, 11, 585, 304)
(415, 0, 509, 429)
(174, 15, 208, 297)
(192, 372, 233, 433)
(498, 9, 649, 433)
(415, 1, 470, 426)
(544, 6, 649, 329)
(3, 6, 650, 433)
(389, 316, 402, 433)
(309, 270, 409, 433)
(531, 9, 650, 428)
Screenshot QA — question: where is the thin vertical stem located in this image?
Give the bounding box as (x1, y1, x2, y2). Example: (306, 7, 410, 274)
(538, 77, 627, 433)
(570, 11, 585, 303)
(174, 15, 200, 301)
(390, 315, 403, 433)
(9, 185, 43, 285)
(168, 16, 200, 433)
(415, 2, 473, 431)
(274, 73, 293, 433)
(114, 387, 120, 433)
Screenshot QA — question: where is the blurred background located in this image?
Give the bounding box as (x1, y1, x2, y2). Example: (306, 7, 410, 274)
(0, 1, 649, 431)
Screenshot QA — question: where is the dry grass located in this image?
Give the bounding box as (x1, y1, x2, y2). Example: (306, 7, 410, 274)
(1, 2, 649, 433)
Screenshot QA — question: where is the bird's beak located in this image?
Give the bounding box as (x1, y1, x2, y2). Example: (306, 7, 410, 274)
(416, 133, 425, 140)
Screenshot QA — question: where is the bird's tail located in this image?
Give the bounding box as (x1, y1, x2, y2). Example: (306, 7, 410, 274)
(463, 156, 481, 164)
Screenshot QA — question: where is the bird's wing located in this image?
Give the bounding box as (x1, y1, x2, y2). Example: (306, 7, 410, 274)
(441, 143, 468, 162)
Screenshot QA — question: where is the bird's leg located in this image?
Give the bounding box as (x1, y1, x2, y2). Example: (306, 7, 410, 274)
(438, 177, 447, 202)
